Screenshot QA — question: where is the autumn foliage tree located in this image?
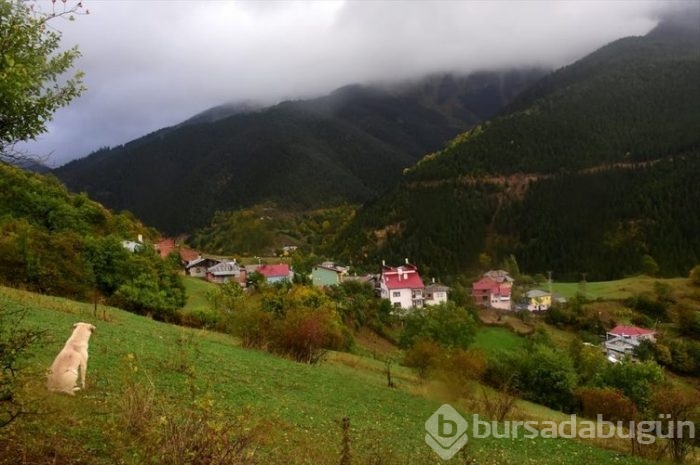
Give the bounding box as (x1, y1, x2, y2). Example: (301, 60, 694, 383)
(651, 384, 700, 464)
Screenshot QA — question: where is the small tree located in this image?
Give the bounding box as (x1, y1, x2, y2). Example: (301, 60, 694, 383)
(600, 360, 664, 412)
(690, 265, 700, 286)
(403, 338, 442, 380)
(576, 387, 638, 423)
(399, 302, 477, 350)
(640, 254, 660, 277)
(0, 306, 44, 428)
(0, 0, 86, 162)
(651, 385, 700, 464)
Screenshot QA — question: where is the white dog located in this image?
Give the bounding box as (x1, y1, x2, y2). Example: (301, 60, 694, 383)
(47, 322, 96, 394)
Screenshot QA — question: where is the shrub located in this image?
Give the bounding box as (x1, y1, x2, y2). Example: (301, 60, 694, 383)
(399, 302, 477, 350)
(502, 345, 578, 412)
(650, 384, 700, 464)
(625, 294, 668, 321)
(576, 387, 638, 422)
(690, 265, 700, 286)
(271, 305, 345, 364)
(600, 360, 664, 412)
(0, 306, 43, 429)
(438, 347, 489, 399)
(480, 385, 518, 422)
(227, 305, 274, 349)
(403, 338, 442, 379)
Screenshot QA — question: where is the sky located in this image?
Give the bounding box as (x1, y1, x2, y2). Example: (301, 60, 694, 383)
(18, 0, 678, 167)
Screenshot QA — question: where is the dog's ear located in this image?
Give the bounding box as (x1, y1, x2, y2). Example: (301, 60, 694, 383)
(73, 322, 79, 329)
(90, 324, 96, 332)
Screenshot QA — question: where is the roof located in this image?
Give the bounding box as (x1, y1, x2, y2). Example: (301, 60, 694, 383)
(473, 277, 497, 291)
(207, 260, 241, 276)
(179, 247, 199, 262)
(608, 325, 656, 337)
(314, 262, 349, 274)
(382, 265, 424, 290)
(472, 277, 511, 296)
(257, 263, 291, 278)
(344, 274, 377, 284)
(483, 270, 514, 283)
(425, 283, 450, 293)
(155, 239, 175, 258)
(526, 289, 550, 298)
(155, 238, 199, 262)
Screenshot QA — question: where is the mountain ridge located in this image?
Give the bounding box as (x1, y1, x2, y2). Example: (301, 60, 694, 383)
(54, 69, 545, 234)
(332, 19, 700, 280)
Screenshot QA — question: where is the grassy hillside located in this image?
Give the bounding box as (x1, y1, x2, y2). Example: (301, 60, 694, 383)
(550, 276, 691, 300)
(0, 286, 659, 465)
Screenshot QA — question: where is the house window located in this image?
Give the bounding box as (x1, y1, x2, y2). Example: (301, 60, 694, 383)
(393, 302, 402, 308)
(392, 291, 401, 298)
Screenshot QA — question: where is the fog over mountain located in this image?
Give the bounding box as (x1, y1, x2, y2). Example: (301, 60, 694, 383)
(18, 0, 693, 166)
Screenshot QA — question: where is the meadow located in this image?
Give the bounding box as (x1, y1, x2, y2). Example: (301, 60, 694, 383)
(549, 276, 690, 300)
(0, 285, 667, 464)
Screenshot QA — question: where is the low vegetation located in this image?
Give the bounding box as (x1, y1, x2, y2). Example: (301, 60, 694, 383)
(0, 286, 678, 465)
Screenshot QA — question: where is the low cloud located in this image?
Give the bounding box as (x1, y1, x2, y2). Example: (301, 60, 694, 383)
(19, 0, 674, 166)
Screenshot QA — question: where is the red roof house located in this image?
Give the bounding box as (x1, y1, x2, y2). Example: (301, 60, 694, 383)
(605, 325, 657, 362)
(255, 264, 292, 283)
(155, 238, 200, 264)
(379, 262, 425, 311)
(607, 325, 656, 339)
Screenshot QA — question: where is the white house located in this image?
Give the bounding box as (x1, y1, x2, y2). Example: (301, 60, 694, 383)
(379, 261, 425, 311)
(424, 282, 450, 306)
(186, 257, 220, 278)
(206, 260, 245, 285)
(604, 325, 657, 362)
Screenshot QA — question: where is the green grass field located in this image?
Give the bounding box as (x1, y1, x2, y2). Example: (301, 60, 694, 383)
(550, 276, 689, 300)
(0, 286, 660, 464)
(472, 326, 525, 356)
(181, 275, 217, 312)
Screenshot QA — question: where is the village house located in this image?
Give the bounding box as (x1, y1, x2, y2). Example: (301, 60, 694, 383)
(604, 325, 657, 362)
(121, 234, 144, 253)
(525, 289, 552, 312)
(344, 274, 377, 286)
(472, 270, 513, 310)
(424, 281, 450, 306)
(186, 257, 222, 278)
(379, 260, 425, 311)
(254, 263, 293, 283)
(155, 238, 199, 264)
(312, 262, 349, 287)
(206, 260, 246, 285)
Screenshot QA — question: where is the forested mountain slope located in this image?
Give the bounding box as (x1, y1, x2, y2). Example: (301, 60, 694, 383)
(334, 17, 700, 280)
(54, 70, 543, 234)
(0, 162, 185, 316)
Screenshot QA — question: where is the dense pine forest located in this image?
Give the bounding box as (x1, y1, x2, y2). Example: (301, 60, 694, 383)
(54, 70, 544, 234)
(332, 17, 700, 280)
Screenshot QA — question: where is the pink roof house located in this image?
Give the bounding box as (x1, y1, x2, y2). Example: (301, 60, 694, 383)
(472, 270, 513, 310)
